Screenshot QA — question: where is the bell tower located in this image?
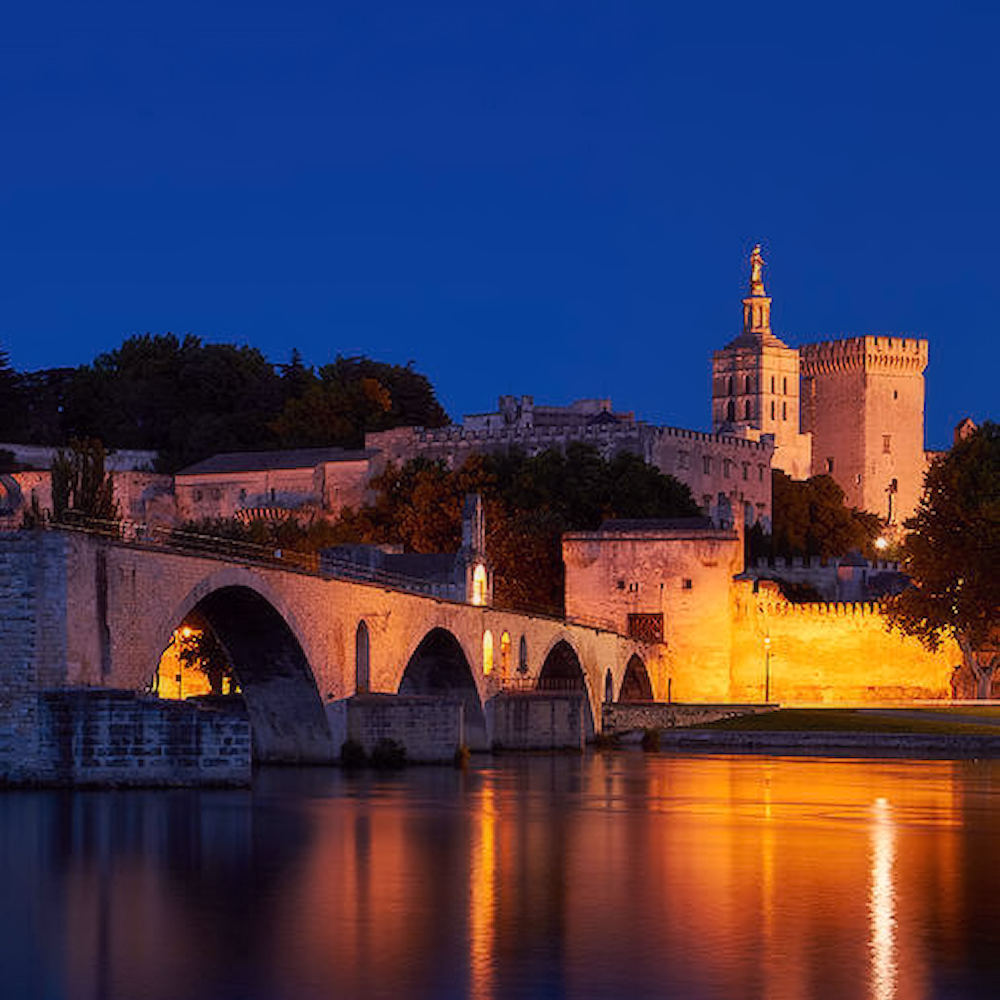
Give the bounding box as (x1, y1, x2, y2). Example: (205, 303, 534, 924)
(711, 245, 812, 479)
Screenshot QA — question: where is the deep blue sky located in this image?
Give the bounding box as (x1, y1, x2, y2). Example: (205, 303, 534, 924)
(1, 2, 996, 449)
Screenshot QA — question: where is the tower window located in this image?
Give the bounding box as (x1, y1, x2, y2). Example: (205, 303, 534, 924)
(883, 435, 891, 454)
(782, 402, 787, 420)
(744, 400, 752, 420)
(703, 456, 712, 474)
(758, 464, 766, 481)
(726, 401, 735, 422)
(770, 400, 775, 420)
(826, 457, 835, 473)
(742, 463, 749, 481)
(727, 376, 734, 395)
(724, 460, 732, 479)
(770, 376, 775, 393)
(893, 390, 898, 400)
(783, 377, 788, 395)
(744, 375, 752, 394)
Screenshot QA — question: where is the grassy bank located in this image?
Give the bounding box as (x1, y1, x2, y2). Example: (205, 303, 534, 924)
(692, 708, 1000, 737)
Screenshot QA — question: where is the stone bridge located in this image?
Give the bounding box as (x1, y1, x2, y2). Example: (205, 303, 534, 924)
(3, 530, 661, 763)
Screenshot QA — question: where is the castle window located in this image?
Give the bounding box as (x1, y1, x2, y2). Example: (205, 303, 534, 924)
(703, 456, 712, 474)
(770, 376, 775, 393)
(770, 401, 775, 420)
(724, 460, 732, 479)
(682, 578, 693, 590)
(782, 402, 787, 420)
(727, 376, 734, 395)
(472, 564, 488, 605)
(482, 630, 494, 675)
(677, 451, 690, 470)
(758, 464, 766, 481)
(826, 457, 835, 473)
(893, 390, 899, 400)
(744, 400, 752, 420)
(742, 463, 749, 481)
(726, 401, 735, 422)
(616, 579, 626, 590)
(783, 377, 788, 394)
(744, 375, 752, 394)
(883, 434, 891, 454)
(193, 489, 203, 501)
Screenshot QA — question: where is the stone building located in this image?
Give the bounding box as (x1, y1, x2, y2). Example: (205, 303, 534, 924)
(713, 245, 931, 523)
(367, 412, 774, 529)
(174, 447, 377, 523)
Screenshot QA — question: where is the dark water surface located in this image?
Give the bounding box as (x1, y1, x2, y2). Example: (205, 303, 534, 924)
(3, 753, 1000, 1000)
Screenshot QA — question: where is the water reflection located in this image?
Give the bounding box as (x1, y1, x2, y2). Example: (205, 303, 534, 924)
(1, 756, 999, 1000)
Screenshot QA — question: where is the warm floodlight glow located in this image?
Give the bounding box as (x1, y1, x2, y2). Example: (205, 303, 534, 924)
(869, 797, 897, 1000)
(875, 537, 889, 551)
(471, 564, 488, 606)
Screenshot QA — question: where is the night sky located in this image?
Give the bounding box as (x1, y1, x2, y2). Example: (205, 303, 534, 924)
(1, 1, 996, 449)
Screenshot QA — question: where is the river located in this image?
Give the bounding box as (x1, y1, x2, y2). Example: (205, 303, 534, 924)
(2, 752, 999, 1000)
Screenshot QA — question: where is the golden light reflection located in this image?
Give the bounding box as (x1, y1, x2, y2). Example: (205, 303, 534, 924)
(155, 626, 238, 700)
(469, 782, 498, 1000)
(870, 796, 898, 1000)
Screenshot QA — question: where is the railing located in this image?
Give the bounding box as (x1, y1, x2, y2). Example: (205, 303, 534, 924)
(17, 514, 630, 636)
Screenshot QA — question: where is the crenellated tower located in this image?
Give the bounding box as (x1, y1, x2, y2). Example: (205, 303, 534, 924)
(800, 335, 928, 523)
(711, 245, 812, 479)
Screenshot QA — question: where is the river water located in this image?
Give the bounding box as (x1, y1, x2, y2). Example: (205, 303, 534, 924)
(2, 752, 1000, 1000)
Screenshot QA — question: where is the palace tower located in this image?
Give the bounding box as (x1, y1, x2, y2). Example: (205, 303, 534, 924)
(711, 246, 812, 479)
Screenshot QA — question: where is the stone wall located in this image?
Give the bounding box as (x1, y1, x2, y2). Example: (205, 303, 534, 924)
(603, 702, 776, 734)
(489, 691, 585, 750)
(34, 690, 250, 786)
(728, 580, 957, 704)
(327, 693, 464, 763)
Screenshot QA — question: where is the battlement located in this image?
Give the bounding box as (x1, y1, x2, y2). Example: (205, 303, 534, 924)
(800, 335, 928, 376)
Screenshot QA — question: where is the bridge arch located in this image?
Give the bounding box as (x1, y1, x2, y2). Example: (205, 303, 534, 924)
(619, 654, 654, 702)
(400, 627, 487, 750)
(538, 637, 595, 737)
(157, 571, 333, 764)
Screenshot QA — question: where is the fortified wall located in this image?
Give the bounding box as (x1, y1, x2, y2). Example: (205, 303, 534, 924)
(563, 521, 957, 705)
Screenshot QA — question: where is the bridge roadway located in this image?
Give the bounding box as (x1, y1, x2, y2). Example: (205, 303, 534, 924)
(15, 529, 660, 762)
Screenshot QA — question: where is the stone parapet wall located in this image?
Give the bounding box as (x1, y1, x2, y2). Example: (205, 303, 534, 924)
(489, 691, 585, 750)
(602, 702, 776, 734)
(327, 694, 464, 763)
(800, 336, 928, 375)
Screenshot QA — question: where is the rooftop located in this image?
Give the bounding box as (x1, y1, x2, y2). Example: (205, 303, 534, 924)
(178, 447, 376, 476)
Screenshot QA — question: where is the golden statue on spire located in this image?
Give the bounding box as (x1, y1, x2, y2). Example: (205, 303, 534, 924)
(749, 243, 765, 292)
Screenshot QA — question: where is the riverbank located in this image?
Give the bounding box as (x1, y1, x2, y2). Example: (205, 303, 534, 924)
(648, 707, 1000, 758)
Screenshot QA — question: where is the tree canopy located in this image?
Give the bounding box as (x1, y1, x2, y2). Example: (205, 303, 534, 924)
(769, 471, 881, 560)
(887, 422, 1000, 696)
(0, 335, 450, 470)
(333, 445, 701, 614)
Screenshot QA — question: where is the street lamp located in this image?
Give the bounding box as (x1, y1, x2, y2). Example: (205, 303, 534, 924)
(763, 635, 772, 703)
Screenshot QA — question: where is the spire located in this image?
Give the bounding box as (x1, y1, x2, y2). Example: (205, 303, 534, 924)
(742, 243, 772, 336)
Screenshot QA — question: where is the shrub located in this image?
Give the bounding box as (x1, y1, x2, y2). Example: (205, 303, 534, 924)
(340, 739, 367, 768)
(640, 728, 661, 752)
(370, 738, 407, 769)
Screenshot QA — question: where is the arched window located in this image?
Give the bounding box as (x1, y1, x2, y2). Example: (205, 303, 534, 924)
(770, 376, 775, 393)
(770, 400, 775, 420)
(782, 402, 787, 420)
(482, 630, 494, 675)
(783, 377, 788, 394)
(355, 621, 370, 693)
(744, 400, 751, 420)
(518, 636, 528, 674)
(471, 564, 487, 606)
(500, 632, 511, 681)
(727, 376, 734, 396)
(726, 400, 735, 422)
(744, 375, 752, 394)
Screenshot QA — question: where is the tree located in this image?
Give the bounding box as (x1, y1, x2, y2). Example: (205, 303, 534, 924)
(51, 438, 119, 524)
(770, 471, 881, 559)
(332, 445, 700, 615)
(0, 342, 26, 442)
(176, 619, 235, 696)
(887, 422, 1000, 698)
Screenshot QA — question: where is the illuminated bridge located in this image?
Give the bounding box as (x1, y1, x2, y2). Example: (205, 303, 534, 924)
(1, 529, 660, 762)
